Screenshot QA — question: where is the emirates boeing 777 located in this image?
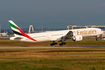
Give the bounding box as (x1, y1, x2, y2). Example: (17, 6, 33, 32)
(9, 20, 103, 46)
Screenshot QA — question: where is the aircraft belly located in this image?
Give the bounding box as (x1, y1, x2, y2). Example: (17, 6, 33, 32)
(20, 39, 36, 42)
(36, 38, 50, 42)
(20, 38, 50, 42)
(82, 34, 98, 37)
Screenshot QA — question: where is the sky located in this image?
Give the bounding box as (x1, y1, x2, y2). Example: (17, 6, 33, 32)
(0, 0, 105, 29)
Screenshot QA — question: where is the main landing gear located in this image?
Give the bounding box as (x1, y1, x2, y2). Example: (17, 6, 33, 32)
(59, 42, 66, 46)
(50, 41, 57, 46)
(50, 41, 66, 46)
(96, 37, 98, 41)
(96, 38, 98, 41)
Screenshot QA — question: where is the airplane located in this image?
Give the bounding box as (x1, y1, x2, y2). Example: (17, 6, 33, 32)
(9, 20, 103, 46)
(1, 30, 9, 37)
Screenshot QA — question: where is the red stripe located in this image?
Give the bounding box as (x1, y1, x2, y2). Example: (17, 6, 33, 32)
(17, 27, 37, 42)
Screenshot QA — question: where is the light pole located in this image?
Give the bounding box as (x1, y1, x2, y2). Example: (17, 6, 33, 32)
(104, 23, 105, 30)
(0, 22, 1, 37)
(42, 24, 43, 32)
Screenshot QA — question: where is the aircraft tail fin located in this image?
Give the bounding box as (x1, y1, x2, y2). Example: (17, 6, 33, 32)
(8, 20, 37, 42)
(5, 30, 9, 34)
(9, 20, 24, 37)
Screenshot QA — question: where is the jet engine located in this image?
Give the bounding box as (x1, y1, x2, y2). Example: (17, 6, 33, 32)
(72, 35, 83, 41)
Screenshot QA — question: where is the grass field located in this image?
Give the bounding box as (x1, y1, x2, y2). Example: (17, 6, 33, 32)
(0, 38, 105, 70)
(0, 48, 105, 70)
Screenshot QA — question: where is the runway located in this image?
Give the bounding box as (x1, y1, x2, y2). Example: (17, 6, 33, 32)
(0, 46, 105, 49)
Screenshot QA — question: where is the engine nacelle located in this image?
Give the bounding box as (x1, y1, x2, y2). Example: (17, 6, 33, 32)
(72, 35, 83, 41)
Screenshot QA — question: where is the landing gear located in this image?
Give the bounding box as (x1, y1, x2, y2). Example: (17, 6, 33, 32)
(50, 41, 66, 46)
(59, 42, 66, 46)
(96, 38, 98, 41)
(50, 41, 57, 46)
(73, 40, 75, 42)
(96, 37, 98, 41)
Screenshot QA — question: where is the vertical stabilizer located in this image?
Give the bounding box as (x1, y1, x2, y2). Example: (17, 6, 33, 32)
(9, 20, 23, 37)
(9, 20, 37, 42)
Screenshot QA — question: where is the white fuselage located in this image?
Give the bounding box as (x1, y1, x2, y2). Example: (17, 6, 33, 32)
(72, 28, 103, 37)
(10, 28, 103, 42)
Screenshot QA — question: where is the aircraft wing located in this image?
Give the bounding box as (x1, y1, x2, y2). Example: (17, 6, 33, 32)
(56, 31, 73, 42)
(65, 31, 73, 39)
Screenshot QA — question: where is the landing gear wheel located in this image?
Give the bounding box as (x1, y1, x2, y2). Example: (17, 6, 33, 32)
(59, 42, 66, 46)
(50, 42, 57, 46)
(59, 43, 63, 46)
(96, 38, 98, 41)
(73, 40, 75, 42)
